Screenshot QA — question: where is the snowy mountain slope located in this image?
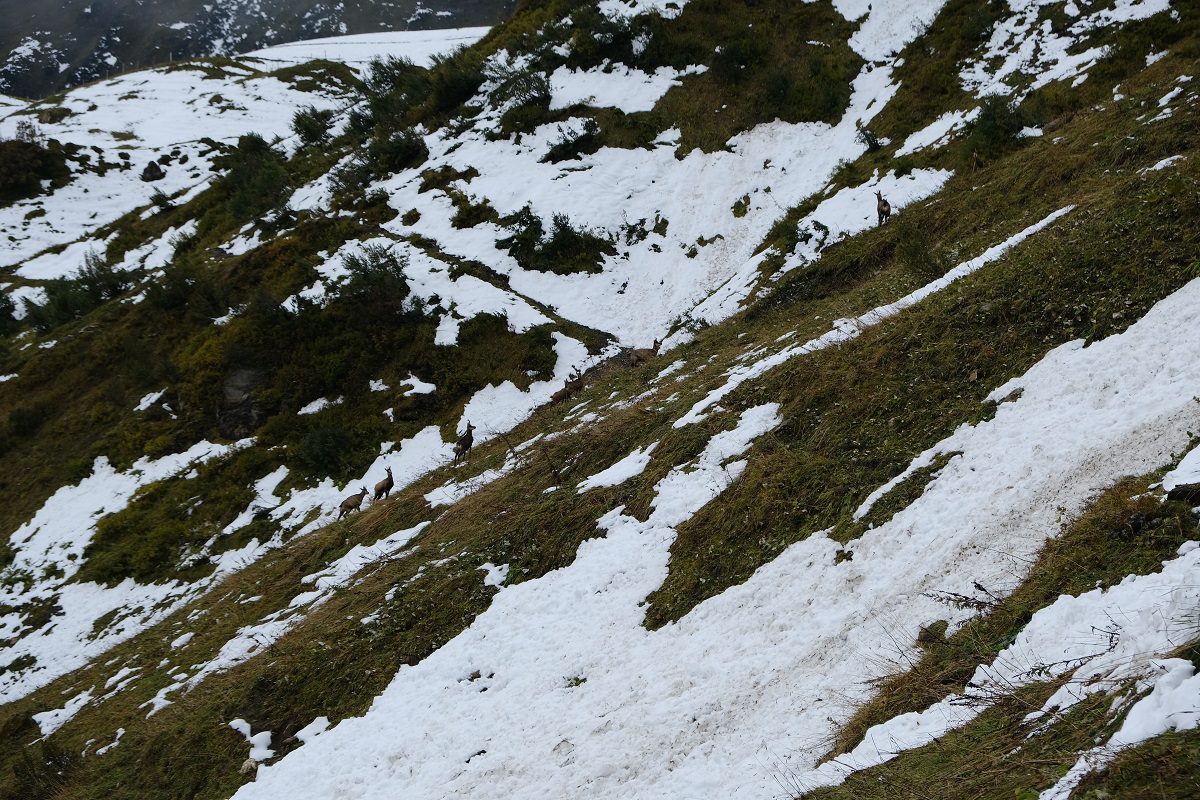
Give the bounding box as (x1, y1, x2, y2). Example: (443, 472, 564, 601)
(0, 0, 514, 99)
(0, 0, 1199, 798)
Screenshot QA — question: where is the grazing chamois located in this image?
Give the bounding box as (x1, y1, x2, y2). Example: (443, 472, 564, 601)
(453, 421, 476, 465)
(338, 487, 368, 520)
(629, 339, 661, 367)
(875, 191, 892, 226)
(551, 367, 584, 404)
(373, 466, 394, 501)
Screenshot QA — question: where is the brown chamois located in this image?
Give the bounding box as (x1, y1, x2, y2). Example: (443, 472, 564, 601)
(629, 338, 661, 367)
(338, 487, 368, 520)
(875, 190, 892, 226)
(551, 367, 584, 404)
(373, 466, 394, 501)
(453, 421, 476, 465)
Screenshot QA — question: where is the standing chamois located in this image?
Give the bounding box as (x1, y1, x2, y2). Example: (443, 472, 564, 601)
(551, 367, 584, 404)
(453, 421, 476, 465)
(338, 487, 368, 520)
(875, 191, 892, 226)
(629, 339, 661, 367)
(373, 466, 394, 501)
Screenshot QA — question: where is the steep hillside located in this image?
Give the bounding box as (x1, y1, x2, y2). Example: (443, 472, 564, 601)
(1, 0, 1198, 798)
(0, 0, 513, 99)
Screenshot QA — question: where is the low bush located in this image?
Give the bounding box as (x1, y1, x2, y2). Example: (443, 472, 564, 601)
(542, 118, 603, 163)
(292, 105, 336, 147)
(497, 206, 616, 274)
(22, 251, 133, 332)
(0, 137, 70, 206)
(205, 134, 290, 232)
(368, 127, 429, 175)
(962, 94, 1027, 159)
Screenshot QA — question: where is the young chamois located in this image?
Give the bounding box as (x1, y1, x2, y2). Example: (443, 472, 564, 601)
(338, 487, 368, 520)
(875, 191, 892, 226)
(629, 339, 661, 367)
(373, 466, 394, 501)
(453, 421, 476, 465)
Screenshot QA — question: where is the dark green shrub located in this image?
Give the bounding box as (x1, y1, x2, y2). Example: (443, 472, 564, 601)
(209, 134, 290, 223)
(962, 95, 1026, 158)
(368, 127, 429, 175)
(143, 257, 228, 322)
(295, 424, 355, 478)
(0, 137, 69, 206)
(424, 48, 486, 116)
(542, 118, 603, 163)
(149, 187, 173, 210)
(339, 244, 411, 317)
(22, 250, 132, 332)
(565, 6, 635, 68)
(485, 58, 552, 108)
(0, 291, 16, 334)
(328, 156, 372, 201)
(7, 403, 50, 438)
(292, 105, 336, 146)
(497, 206, 616, 274)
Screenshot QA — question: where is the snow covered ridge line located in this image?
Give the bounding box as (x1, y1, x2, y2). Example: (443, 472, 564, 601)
(675, 205, 1076, 428)
(242, 28, 492, 72)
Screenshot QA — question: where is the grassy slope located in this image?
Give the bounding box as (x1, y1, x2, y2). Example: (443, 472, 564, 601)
(0, 2, 1199, 799)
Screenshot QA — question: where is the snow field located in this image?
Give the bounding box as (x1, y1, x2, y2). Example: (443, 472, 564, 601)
(236, 273, 1200, 799)
(0, 52, 359, 276)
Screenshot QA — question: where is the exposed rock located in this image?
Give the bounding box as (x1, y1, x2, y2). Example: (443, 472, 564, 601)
(140, 161, 165, 182)
(1166, 482, 1200, 505)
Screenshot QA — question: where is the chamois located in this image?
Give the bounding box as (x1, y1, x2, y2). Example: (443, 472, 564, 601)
(551, 367, 584, 404)
(875, 191, 892, 226)
(338, 487, 368, 520)
(629, 339, 661, 367)
(454, 421, 476, 465)
(373, 466, 394, 501)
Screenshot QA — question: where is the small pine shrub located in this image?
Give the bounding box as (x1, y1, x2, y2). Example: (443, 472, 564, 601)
(0, 136, 69, 206)
(363, 56, 431, 128)
(339, 244, 411, 317)
(292, 105, 336, 146)
(564, 5, 635, 67)
(295, 424, 355, 478)
(962, 95, 1026, 158)
(143, 256, 228, 322)
(368, 127, 429, 175)
(0, 290, 17, 334)
(542, 118, 603, 163)
(497, 206, 616, 274)
(856, 124, 883, 153)
(22, 250, 132, 332)
(485, 58, 552, 108)
(424, 48, 486, 117)
(208, 134, 290, 228)
(149, 187, 173, 210)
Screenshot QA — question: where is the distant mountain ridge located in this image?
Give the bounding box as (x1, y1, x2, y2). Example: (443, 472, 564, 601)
(0, 0, 514, 98)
